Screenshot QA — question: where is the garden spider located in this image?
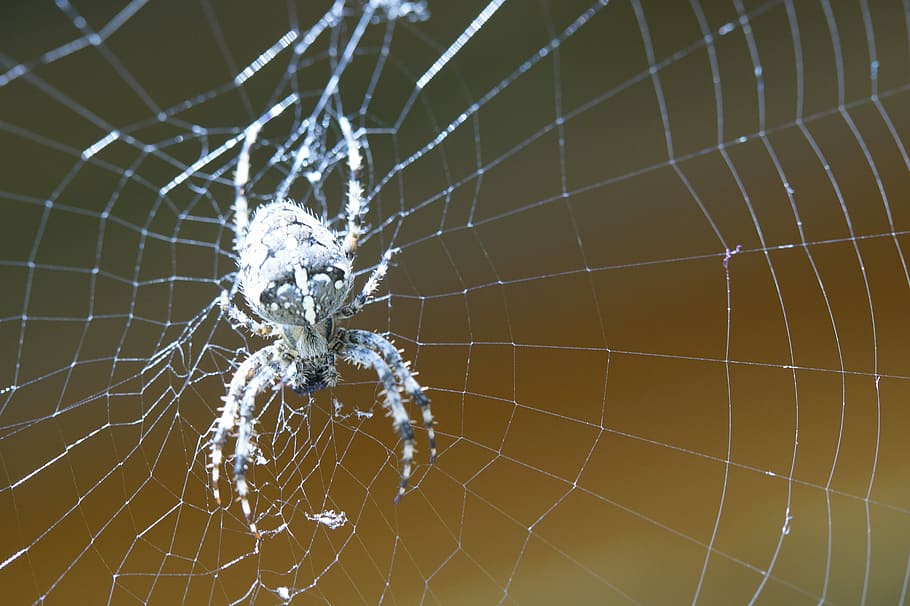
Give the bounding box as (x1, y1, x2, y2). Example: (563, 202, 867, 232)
(211, 109, 436, 536)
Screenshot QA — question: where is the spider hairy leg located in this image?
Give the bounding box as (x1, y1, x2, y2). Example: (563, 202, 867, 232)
(211, 351, 265, 506)
(345, 328, 436, 463)
(220, 290, 275, 337)
(232, 121, 260, 248)
(337, 248, 397, 319)
(340, 340, 416, 503)
(339, 116, 365, 258)
(232, 94, 297, 250)
(211, 345, 286, 537)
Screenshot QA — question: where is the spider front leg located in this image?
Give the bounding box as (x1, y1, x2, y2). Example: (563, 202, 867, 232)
(344, 328, 436, 464)
(211, 344, 285, 536)
(338, 338, 417, 503)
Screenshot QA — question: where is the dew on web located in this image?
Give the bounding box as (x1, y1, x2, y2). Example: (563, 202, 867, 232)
(2, 0, 910, 604)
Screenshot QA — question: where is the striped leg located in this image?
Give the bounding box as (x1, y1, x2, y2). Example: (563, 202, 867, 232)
(339, 339, 417, 503)
(344, 329, 435, 464)
(211, 344, 285, 536)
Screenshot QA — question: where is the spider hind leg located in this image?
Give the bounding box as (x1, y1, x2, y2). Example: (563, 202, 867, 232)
(338, 116, 365, 259)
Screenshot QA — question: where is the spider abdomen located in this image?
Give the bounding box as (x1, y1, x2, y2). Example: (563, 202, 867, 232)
(239, 201, 353, 326)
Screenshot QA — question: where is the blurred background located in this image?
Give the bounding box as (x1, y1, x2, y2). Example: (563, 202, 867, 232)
(2, 0, 910, 604)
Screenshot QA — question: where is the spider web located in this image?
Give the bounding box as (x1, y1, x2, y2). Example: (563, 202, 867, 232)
(2, 0, 910, 603)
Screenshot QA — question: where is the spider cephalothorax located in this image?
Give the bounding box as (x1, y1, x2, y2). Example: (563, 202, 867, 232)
(211, 113, 436, 536)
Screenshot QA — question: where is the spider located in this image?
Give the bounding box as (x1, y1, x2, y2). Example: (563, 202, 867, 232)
(211, 110, 436, 536)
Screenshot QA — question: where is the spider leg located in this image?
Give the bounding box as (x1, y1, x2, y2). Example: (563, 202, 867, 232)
(233, 364, 278, 538)
(233, 96, 297, 252)
(339, 116, 365, 259)
(336, 247, 397, 319)
(344, 329, 436, 464)
(232, 122, 258, 251)
(338, 339, 416, 503)
(220, 290, 275, 337)
(212, 348, 264, 506)
(211, 344, 285, 536)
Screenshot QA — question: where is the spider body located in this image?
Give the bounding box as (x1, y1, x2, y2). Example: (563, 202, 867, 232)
(240, 201, 353, 328)
(212, 113, 436, 536)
